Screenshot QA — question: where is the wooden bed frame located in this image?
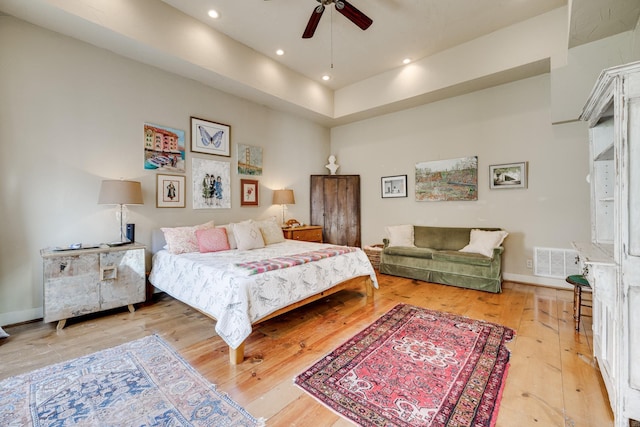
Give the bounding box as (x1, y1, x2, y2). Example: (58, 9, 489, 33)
(199, 275, 374, 365)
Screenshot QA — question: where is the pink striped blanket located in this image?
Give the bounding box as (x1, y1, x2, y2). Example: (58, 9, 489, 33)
(234, 246, 357, 275)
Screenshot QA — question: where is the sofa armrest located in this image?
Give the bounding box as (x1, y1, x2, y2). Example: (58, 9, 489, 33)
(493, 246, 504, 256)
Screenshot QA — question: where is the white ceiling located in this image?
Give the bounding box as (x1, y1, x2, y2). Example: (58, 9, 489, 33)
(1, 0, 638, 125)
(161, 0, 567, 90)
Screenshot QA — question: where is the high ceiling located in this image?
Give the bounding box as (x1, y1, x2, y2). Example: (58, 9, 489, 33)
(161, 0, 567, 90)
(1, 0, 638, 125)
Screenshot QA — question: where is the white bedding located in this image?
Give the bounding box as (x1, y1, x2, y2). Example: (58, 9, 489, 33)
(149, 240, 378, 349)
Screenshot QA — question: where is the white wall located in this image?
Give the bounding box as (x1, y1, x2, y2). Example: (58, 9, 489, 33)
(0, 16, 330, 326)
(330, 30, 640, 286)
(331, 74, 590, 284)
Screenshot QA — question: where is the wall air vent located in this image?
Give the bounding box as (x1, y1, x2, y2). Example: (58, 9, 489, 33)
(534, 247, 580, 278)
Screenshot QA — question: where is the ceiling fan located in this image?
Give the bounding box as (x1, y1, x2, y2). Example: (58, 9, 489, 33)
(302, 0, 373, 39)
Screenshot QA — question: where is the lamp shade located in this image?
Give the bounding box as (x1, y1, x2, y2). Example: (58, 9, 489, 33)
(98, 180, 144, 205)
(272, 189, 295, 205)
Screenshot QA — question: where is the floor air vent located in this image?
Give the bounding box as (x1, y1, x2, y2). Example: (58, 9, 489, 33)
(534, 247, 580, 278)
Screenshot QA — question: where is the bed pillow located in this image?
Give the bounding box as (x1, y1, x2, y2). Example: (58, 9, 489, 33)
(232, 220, 265, 250)
(162, 220, 215, 254)
(459, 229, 509, 258)
(218, 224, 238, 249)
(385, 224, 415, 247)
(196, 227, 230, 253)
(257, 217, 285, 245)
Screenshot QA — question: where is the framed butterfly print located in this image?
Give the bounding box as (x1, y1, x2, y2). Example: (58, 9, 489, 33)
(190, 117, 231, 157)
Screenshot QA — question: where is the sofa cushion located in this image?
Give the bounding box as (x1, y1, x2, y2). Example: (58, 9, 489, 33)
(432, 250, 494, 266)
(413, 227, 469, 250)
(385, 224, 415, 247)
(384, 246, 436, 259)
(413, 226, 503, 250)
(459, 229, 508, 257)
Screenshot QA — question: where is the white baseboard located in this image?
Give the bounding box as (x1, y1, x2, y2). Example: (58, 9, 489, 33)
(0, 307, 43, 328)
(503, 272, 572, 290)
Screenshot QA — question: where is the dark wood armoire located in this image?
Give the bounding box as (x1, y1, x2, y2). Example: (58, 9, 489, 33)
(310, 175, 361, 247)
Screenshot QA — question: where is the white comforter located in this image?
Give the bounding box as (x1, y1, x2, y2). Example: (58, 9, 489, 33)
(149, 240, 378, 349)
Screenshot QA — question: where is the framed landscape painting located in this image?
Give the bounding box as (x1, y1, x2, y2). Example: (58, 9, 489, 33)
(190, 117, 231, 157)
(237, 144, 263, 175)
(415, 156, 478, 201)
(490, 162, 527, 189)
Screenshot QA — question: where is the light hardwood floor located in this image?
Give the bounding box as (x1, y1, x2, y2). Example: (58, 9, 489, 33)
(0, 273, 613, 426)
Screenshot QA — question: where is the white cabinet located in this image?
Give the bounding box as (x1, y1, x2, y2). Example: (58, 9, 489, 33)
(41, 244, 146, 329)
(575, 61, 640, 426)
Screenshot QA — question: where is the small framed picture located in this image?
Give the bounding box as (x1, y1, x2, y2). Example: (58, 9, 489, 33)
(490, 162, 528, 189)
(156, 174, 186, 208)
(190, 116, 231, 157)
(240, 179, 259, 206)
(381, 175, 408, 198)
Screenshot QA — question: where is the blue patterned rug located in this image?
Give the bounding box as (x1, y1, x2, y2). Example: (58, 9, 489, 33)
(0, 335, 262, 426)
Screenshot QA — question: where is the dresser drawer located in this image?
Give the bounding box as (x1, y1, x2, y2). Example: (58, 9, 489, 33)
(283, 226, 323, 243)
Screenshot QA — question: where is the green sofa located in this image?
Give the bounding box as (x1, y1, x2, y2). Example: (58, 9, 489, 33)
(379, 226, 505, 293)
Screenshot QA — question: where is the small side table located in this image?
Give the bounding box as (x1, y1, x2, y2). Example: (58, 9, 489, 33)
(282, 225, 323, 243)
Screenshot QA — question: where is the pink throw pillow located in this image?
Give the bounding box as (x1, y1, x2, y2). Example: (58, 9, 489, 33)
(196, 227, 230, 253)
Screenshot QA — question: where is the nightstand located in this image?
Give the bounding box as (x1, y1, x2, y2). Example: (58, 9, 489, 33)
(40, 243, 146, 330)
(282, 225, 323, 243)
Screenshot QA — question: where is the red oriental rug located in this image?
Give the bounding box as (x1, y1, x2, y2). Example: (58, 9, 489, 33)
(294, 303, 515, 427)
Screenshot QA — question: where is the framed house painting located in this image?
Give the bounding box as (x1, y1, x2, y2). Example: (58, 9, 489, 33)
(381, 175, 407, 198)
(156, 174, 185, 208)
(143, 123, 185, 172)
(192, 158, 231, 209)
(490, 162, 528, 189)
(237, 144, 263, 175)
(415, 156, 478, 201)
(240, 179, 259, 206)
(190, 117, 231, 157)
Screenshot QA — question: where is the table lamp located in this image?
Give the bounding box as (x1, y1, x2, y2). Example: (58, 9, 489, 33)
(272, 189, 295, 226)
(98, 179, 143, 242)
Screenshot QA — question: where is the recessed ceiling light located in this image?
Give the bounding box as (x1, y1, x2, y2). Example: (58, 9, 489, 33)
(276, 49, 284, 56)
(322, 75, 331, 81)
(208, 9, 219, 19)
(402, 58, 411, 65)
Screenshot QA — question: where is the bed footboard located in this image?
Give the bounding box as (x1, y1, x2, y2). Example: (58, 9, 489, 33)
(228, 275, 374, 365)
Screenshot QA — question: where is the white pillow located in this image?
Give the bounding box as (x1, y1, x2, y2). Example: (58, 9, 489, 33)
(459, 229, 508, 258)
(161, 220, 215, 254)
(232, 220, 265, 250)
(385, 224, 415, 247)
(257, 217, 285, 245)
(218, 224, 238, 249)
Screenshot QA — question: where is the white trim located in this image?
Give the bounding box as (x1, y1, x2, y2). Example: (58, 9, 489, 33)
(0, 307, 43, 328)
(503, 272, 572, 290)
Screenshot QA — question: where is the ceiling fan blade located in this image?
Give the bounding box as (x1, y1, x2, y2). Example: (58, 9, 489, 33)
(302, 5, 325, 38)
(335, 0, 372, 30)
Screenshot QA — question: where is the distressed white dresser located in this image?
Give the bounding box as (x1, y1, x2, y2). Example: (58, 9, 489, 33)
(41, 243, 146, 330)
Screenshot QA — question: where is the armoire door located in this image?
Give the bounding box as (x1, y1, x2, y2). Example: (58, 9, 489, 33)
(310, 175, 361, 247)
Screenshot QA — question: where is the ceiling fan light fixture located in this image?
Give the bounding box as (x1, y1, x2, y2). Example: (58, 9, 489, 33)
(207, 9, 220, 19)
(322, 74, 331, 81)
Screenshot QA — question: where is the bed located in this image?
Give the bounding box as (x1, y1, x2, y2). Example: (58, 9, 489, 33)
(148, 228, 378, 364)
